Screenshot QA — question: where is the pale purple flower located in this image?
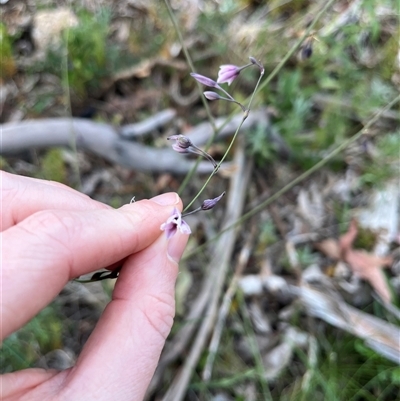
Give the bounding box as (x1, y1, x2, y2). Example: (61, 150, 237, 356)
(217, 60, 259, 85)
(160, 207, 191, 239)
(190, 73, 218, 88)
(201, 191, 226, 210)
(217, 65, 242, 85)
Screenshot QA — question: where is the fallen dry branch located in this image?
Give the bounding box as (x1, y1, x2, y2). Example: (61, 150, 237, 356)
(0, 118, 213, 174)
(186, 109, 269, 146)
(1, 110, 268, 174)
(294, 284, 400, 363)
(202, 225, 256, 381)
(119, 109, 177, 138)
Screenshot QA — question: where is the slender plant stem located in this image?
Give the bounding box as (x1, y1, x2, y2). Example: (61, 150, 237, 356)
(247, 69, 264, 111)
(183, 116, 246, 212)
(237, 291, 272, 400)
(163, 0, 215, 128)
(62, 29, 81, 190)
(182, 94, 400, 259)
(163, 0, 219, 195)
(216, 85, 236, 101)
(183, 64, 265, 212)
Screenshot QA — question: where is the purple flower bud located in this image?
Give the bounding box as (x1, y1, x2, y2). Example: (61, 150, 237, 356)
(168, 135, 193, 153)
(249, 56, 264, 73)
(160, 207, 191, 239)
(249, 56, 258, 65)
(167, 134, 217, 167)
(203, 91, 221, 100)
(201, 191, 225, 210)
(190, 73, 218, 88)
(217, 64, 241, 85)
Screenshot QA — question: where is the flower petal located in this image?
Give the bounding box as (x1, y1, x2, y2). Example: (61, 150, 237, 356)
(217, 64, 240, 85)
(180, 220, 192, 235)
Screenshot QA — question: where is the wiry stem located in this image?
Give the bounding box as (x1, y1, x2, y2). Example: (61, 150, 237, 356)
(189, 145, 218, 168)
(182, 207, 202, 217)
(183, 65, 264, 212)
(163, 0, 218, 196)
(214, 95, 247, 112)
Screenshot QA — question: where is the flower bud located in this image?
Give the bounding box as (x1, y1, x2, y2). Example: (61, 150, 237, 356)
(190, 73, 218, 88)
(168, 135, 192, 153)
(249, 56, 264, 72)
(201, 191, 225, 210)
(204, 91, 221, 100)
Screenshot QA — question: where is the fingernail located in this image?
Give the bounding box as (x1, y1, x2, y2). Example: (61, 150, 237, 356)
(150, 192, 179, 206)
(167, 232, 188, 264)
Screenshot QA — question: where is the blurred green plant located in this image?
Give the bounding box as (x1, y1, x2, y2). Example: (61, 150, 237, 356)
(359, 133, 400, 188)
(37, 148, 67, 183)
(283, 334, 400, 401)
(63, 9, 112, 96)
(0, 23, 16, 80)
(42, 8, 116, 97)
(1, 304, 63, 372)
(258, 220, 278, 247)
(246, 121, 279, 166)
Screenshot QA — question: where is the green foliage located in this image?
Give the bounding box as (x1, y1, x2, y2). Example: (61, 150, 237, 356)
(42, 8, 116, 96)
(0, 23, 16, 79)
(38, 148, 66, 183)
(259, 220, 278, 246)
(64, 9, 112, 95)
(1, 305, 63, 372)
(246, 121, 278, 165)
(359, 133, 400, 188)
(280, 333, 400, 401)
(253, 0, 396, 173)
(264, 70, 313, 163)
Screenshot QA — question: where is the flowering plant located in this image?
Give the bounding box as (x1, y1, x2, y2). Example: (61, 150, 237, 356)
(161, 57, 264, 238)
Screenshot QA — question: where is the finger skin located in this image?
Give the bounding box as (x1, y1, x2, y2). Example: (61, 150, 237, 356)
(59, 231, 189, 401)
(1, 196, 180, 339)
(1, 369, 59, 400)
(1, 231, 189, 401)
(1, 171, 110, 231)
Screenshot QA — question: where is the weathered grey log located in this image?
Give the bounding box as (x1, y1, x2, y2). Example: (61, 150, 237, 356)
(0, 118, 215, 174)
(0, 109, 270, 173)
(186, 109, 269, 145)
(119, 109, 177, 138)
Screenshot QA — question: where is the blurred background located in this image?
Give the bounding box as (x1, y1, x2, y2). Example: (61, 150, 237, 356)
(1, 0, 399, 400)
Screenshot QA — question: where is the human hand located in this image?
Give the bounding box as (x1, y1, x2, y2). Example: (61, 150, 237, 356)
(0, 171, 189, 401)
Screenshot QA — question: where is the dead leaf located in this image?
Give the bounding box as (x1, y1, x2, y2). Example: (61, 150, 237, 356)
(317, 219, 393, 303)
(314, 238, 341, 260)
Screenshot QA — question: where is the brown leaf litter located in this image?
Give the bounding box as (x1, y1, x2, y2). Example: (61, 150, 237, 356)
(316, 219, 393, 303)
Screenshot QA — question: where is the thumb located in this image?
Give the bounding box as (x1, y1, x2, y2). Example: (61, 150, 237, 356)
(54, 229, 189, 401)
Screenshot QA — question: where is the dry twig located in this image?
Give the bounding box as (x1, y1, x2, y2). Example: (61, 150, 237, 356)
(202, 225, 256, 381)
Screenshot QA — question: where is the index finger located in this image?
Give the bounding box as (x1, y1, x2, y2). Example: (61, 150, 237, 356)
(1, 171, 110, 231)
(0, 193, 181, 340)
